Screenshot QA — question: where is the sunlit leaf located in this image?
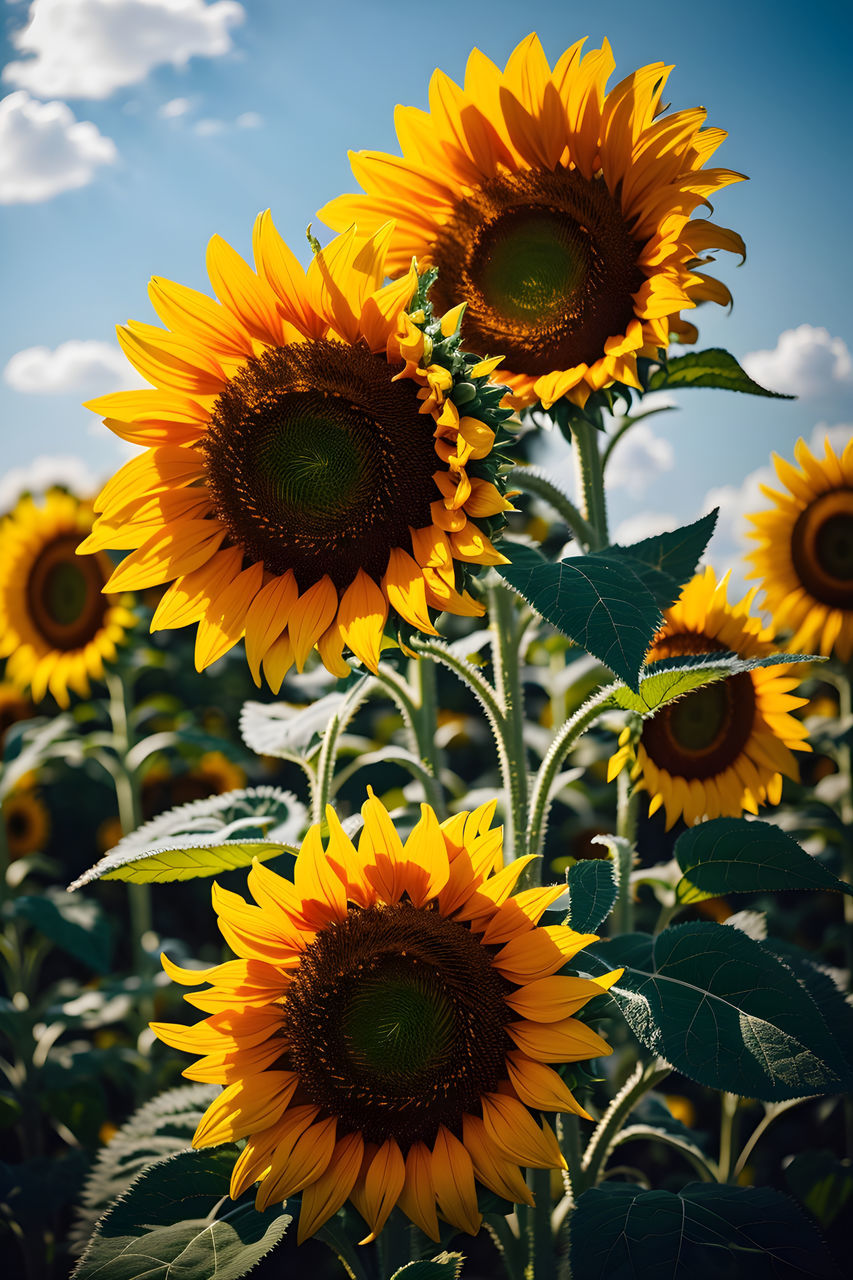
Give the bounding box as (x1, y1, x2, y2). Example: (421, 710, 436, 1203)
(563, 860, 617, 933)
(601, 509, 718, 611)
(586, 924, 848, 1100)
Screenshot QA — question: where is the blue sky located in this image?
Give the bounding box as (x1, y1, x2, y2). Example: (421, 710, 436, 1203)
(1, 0, 851, 575)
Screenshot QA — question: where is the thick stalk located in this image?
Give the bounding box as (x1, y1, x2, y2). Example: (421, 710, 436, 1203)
(571, 421, 608, 550)
(377, 1208, 411, 1278)
(508, 466, 597, 549)
(106, 672, 150, 963)
(580, 1060, 671, 1192)
(612, 771, 639, 935)
(718, 1093, 740, 1183)
(409, 656, 447, 818)
(529, 1165, 557, 1280)
(528, 688, 619, 859)
(490, 584, 529, 867)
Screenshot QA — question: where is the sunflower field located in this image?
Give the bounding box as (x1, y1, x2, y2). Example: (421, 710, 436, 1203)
(1, 22, 851, 1280)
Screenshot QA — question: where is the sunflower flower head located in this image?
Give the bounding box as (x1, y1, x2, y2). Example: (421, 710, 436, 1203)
(152, 791, 619, 1242)
(319, 33, 745, 413)
(607, 566, 811, 829)
(746, 435, 853, 662)
(4, 783, 50, 860)
(80, 219, 514, 689)
(0, 491, 135, 707)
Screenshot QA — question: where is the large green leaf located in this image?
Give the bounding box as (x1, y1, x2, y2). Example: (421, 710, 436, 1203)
(73, 1148, 291, 1280)
(68, 785, 304, 889)
(674, 818, 853, 903)
(497, 543, 661, 690)
(70, 1083, 218, 1257)
(12, 888, 112, 973)
(570, 1183, 841, 1278)
(647, 348, 794, 398)
(564, 860, 617, 933)
(608, 652, 813, 715)
(586, 924, 848, 1099)
(69, 838, 293, 889)
(601, 510, 719, 611)
(785, 1150, 853, 1231)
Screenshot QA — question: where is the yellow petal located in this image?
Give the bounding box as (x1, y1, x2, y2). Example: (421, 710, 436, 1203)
(383, 547, 438, 634)
(480, 1093, 566, 1170)
(357, 1139, 406, 1243)
(338, 569, 388, 671)
(297, 1131, 364, 1243)
(431, 1125, 481, 1236)
(289, 576, 339, 671)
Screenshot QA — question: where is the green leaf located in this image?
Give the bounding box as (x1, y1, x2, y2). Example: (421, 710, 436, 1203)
(13, 888, 112, 972)
(648, 348, 794, 398)
(570, 1182, 842, 1279)
(609, 651, 814, 715)
(73, 1148, 291, 1280)
(1, 1152, 90, 1235)
(586, 924, 848, 1100)
(389, 1254, 465, 1279)
(674, 817, 853, 903)
(601, 510, 719, 611)
(497, 543, 661, 690)
(68, 785, 305, 889)
(764, 941, 853, 1081)
(68, 837, 294, 889)
(70, 1083, 218, 1257)
(564, 861, 617, 932)
(785, 1150, 853, 1231)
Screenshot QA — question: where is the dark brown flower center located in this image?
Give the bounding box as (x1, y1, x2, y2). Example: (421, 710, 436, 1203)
(27, 534, 108, 650)
(203, 340, 440, 592)
(791, 489, 853, 608)
(429, 169, 644, 377)
(642, 632, 757, 781)
(283, 902, 512, 1146)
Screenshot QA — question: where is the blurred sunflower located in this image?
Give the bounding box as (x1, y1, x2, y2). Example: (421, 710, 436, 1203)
(4, 786, 50, 859)
(81, 218, 512, 688)
(142, 750, 247, 818)
(0, 493, 135, 707)
(608, 567, 810, 828)
(319, 33, 744, 410)
(153, 792, 619, 1242)
(747, 436, 853, 662)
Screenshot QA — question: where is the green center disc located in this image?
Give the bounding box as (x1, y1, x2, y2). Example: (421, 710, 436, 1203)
(667, 683, 731, 754)
(260, 412, 368, 518)
(343, 969, 455, 1077)
(476, 207, 586, 322)
(42, 559, 90, 627)
(816, 513, 853, 582)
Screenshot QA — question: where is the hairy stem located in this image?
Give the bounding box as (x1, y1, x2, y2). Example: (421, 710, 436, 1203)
(490, 584, 530, 867)
(580, 1059, 672, 1192)
(571, 420, 608, 550)
(508, 465, 596, 549)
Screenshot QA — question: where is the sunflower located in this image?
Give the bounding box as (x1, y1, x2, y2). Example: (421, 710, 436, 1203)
(747, 436, 853, 663)
(318, 33, 744, 411)
(608, 567, 810, 828)
(0, 492, 135, 708)
(81, 219, 513, 688)
(4, 786, 50, 859)
(152, 792, 619, 1242)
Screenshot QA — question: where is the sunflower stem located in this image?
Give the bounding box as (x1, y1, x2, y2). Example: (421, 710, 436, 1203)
(489, 584, 530, 869)
(507, 465, 596, 549)
(409, 655, 448, 818)
(106, 671, 152, 986)
(571, 420, 608, 551)
(613, 771, 638, 934)
(528, 688, 619, 861)
(718, 1092, 740, 1183)
(580, 1059, 671, 1192)
(528, 1165, 557, 1280)
(377, 1208, 412, 1277)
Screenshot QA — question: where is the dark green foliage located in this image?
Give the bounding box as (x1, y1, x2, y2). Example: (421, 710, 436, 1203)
(648, 348, 794, 398)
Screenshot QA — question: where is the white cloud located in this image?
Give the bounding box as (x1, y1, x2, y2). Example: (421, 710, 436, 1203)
(612, 511, 679, 545)
(4, 0, 245, 100)
(605, 420, 675, 498)
(702, 422, 853, 592)
(0, 455, 102, 512)
(235, 110, 261, 129)
(4, 340, 146, 395)
(159, 95, 191, 118)
(0, 90, 116, 203)
(742, 325, 853, 399)
(194, 116, 226, 136)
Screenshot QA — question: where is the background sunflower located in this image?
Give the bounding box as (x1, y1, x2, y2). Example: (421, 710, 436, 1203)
(0, 491, 135, 707)
(747, 436, 853, 662)
(608, 566, 811, 827)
